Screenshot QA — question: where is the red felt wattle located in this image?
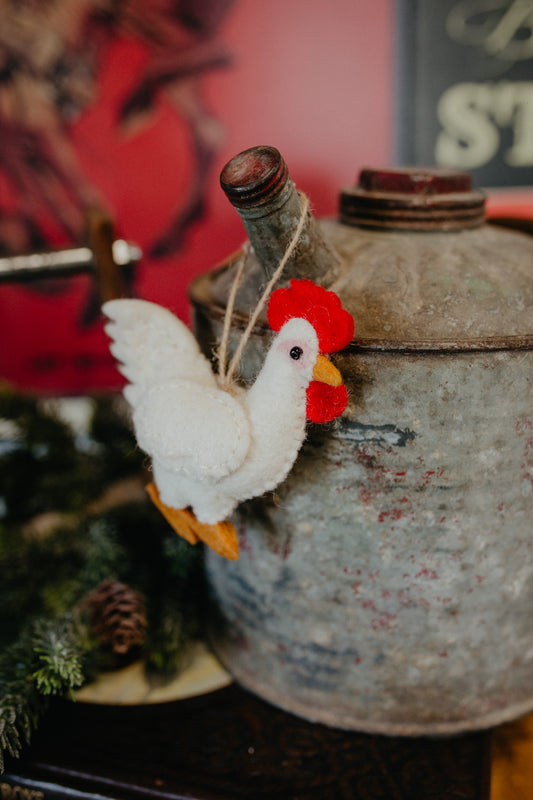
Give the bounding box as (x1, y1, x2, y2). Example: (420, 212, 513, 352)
(306, 381, 348, 424)
(267, 279, 354, 354)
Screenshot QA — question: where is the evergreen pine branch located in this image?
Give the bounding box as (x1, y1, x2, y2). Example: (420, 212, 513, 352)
(0, 693, 46, 773)
(0, 707, 21, 772)
(0, 636, 48, 772)
(0, 615, 89, 771)
(31, 616, 86, 698)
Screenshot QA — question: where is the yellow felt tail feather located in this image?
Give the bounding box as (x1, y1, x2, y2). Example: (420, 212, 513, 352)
(145, 482, 240, 560)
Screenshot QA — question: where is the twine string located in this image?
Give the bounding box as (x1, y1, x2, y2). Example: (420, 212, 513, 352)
(217, 241, 250, 385)
(219, 192, 310, 389)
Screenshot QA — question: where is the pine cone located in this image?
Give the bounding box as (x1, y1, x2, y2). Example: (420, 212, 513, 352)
(82, 578, 147, 655)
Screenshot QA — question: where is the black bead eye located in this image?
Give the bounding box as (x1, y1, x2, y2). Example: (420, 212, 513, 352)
(290, 346, 303, 360)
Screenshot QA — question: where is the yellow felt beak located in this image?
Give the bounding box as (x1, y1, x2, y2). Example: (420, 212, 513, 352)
(312, 354, 343, 386)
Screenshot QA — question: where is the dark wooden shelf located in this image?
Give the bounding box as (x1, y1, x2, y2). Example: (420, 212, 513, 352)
(3, 683, 491, 800)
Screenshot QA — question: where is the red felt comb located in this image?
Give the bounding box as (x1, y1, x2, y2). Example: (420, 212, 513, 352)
(267, 279, 354, 354)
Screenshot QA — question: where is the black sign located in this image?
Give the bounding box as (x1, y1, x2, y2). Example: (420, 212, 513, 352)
(396, 0, 533, 187)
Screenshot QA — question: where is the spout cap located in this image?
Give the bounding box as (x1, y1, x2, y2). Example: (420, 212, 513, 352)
(220, 146, 290, 211)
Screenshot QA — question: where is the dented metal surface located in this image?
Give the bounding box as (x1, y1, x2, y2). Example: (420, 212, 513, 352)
(189, 153, 533, 734)
(203, 348, 533, 734)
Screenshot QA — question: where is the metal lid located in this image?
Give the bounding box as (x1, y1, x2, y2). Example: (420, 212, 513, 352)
(315, 166, 531, 350)
(340, 167, 486, 231)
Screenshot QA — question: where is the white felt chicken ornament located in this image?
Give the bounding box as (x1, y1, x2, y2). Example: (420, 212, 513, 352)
(103, 279, 354, 560)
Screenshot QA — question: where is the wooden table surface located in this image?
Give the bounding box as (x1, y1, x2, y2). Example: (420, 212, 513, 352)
(2, 682, 498, 800)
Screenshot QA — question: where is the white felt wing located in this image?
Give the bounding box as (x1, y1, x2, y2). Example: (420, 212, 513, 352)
(133, 379, 251, 481)
(103, 299, 216, 408)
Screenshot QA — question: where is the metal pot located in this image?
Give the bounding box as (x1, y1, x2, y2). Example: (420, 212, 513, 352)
(189, 147, 533, 735)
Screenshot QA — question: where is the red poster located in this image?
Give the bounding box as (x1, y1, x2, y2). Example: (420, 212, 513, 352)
(0, 1, 391, 393)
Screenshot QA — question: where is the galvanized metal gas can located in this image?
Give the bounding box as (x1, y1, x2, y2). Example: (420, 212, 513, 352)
(189, 147, 533, 735)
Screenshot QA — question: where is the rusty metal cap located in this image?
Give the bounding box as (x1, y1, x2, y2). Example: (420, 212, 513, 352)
(340, 167, 486, 231)
(220, 146, 292, 217)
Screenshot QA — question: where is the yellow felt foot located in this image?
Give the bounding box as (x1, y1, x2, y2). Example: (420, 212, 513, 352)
(145, 483, 239, 560)
(146, 482, 199, 545)
(193, 516, 240, 561)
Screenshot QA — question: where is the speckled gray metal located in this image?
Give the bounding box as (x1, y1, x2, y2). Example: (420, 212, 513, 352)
(204, 345, 533, 734)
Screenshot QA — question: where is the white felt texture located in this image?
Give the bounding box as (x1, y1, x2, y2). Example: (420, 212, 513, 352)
(104, 301, 321, 525)
(103, 299, 216, 408)
(133, 379, 251, 481)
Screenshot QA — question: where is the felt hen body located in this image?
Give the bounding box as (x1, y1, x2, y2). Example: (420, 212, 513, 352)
(103, 279, 353, 560)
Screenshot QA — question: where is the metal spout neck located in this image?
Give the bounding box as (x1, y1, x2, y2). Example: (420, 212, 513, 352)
(220, 145, 340, 284)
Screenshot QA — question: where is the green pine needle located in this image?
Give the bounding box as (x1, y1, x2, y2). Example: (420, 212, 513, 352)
(31, 617, 85, 697)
